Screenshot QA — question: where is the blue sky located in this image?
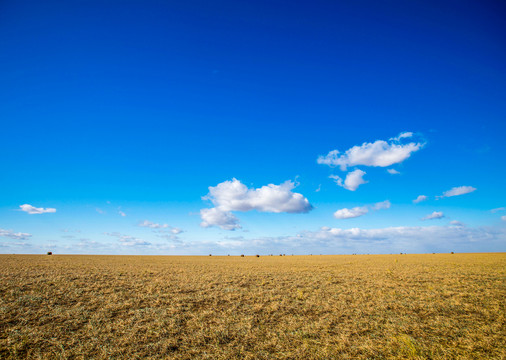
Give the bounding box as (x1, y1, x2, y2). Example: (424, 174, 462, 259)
(1, 0, 505, 254)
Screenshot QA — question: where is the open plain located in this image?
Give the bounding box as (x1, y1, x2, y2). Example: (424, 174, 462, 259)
(0, 253, 504, 359)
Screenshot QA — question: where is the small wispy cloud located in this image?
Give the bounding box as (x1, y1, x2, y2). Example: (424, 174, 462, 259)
(387, 168, 400, 175)
(449, 220, 465, 227)
(118, 210, 126, 217)
(334, 206, 369, 219)
(61, 228, 81, 233)
(389, 132, 414, 141)
(19, 204, 56, 214)
(169, 228, 183, 235)
(422, 211, 444, 220)
(334, 200, 390, 219)
(490, 207, 505, 213)
(138, 220, 183, 236)
(437, 186, 476, 199)
(0, 228, 32, 240)
(372, 200, 391, 210)
(156, 233, 183, 243)
(413, 195, 428, 204)
(501, 216, 506, 222)
(104, 232, 150, 246)
(138, 220, 169, 229)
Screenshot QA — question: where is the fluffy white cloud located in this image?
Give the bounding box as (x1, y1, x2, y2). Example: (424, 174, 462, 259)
(334, 200, 390, 219)
(200, 207, 241, 230)
(203, 178, 312, 213)
(334, 206, 368, 219)
(19, 204, 56, 214)
(422, 211, 444, 220)
(0, 228, 32, 240)
(387, 168, 400, 175)
(329, 169, 367, 191)
(200, 179, 312, 230)
(413, 195, 428, 204)
(317, 133, 424, 171)
(437, 186, 476, 199)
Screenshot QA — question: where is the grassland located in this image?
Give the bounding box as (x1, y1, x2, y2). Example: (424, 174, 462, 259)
(0, 253, 504, 359)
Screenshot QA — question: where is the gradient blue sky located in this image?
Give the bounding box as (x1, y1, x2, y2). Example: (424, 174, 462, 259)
(1, 0, 505, 254)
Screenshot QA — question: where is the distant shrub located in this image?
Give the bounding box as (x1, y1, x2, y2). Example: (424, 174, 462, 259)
(256, 255, 260, 258)
(209, 254, 212, 256)
(240, 254, 244, 257)
(451, 251, 454, 254)
(47, 252, 52, 255)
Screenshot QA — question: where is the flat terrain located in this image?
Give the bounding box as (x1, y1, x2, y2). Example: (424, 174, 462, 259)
(0, 253, 504, 359)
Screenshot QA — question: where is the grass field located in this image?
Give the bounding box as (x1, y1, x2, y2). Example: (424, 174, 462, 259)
(0, 253, 504, 359)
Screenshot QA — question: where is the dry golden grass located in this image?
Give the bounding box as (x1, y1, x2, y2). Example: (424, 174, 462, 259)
(0, 253, 504, 359)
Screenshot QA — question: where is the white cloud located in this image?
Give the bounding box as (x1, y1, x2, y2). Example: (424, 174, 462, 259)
(19, 204, 56, 214)
(490, 207, 505, 213)
(422, 211, 444, 220)
(203, 178, 312, 213)
(437, 186, 476, 199)
(390, 132, 413, 141)
(373, 200, 391, 210)
(210, 225, 506, 255)
(502, 216, 506, 222)
(334, 200, 390, 219)
(170, 228, 183, 234)
(138, 220, 169, 229)
(413, 195, 428, 204)
(317, 133, 424, 171)
(334, 206, 369, 219)
(96, 208, 104, 214)
(105, 232, 150, 246)
(118, 210, 126, 217)
(200, 178, 312, 230)
(449, 220, 465, 227)
(156, 233, 183, 242)
(387, 168, 400, 175)
(200, 207, 241, 230)
(0, 228, 32, 240)
(138, 220, 184, 239)
(329, 169, 367, 191)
